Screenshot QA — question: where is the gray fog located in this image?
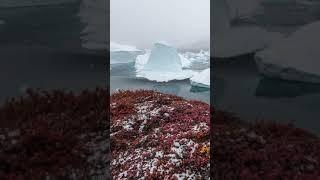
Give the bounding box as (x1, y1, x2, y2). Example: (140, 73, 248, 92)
(111, 0, 210, 49)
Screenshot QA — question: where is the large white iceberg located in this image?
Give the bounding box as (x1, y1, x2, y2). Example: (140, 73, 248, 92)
(79, 0, 107, 50)
(255, 21, 320, 83)
(213, 0, 282, 58)
(110, 42, 144, 64)
(179, 50, 210, 69)
(135, 42, 193, 82)
(190, 68, 210, 88)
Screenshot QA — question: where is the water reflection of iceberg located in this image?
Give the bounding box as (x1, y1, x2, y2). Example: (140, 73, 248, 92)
(255, 77, 320, 98)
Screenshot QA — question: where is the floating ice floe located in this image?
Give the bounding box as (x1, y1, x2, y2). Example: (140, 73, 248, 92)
(213, 0, 282, 58)
(190, 68, 210, 88)
(110, 42, 144, 64)
(79, 0, 107, 50)
(255, 21, 320, 83)
(135, 42, 194, 82)
(179, 50, 210, 69)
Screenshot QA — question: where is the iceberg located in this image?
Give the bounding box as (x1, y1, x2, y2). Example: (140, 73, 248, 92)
(110, 42, 144, 64)
(79, 0, 107, 50)
(135, 42, 193, 82)
(190, 68, 210, 88)
(255, 21, 320, 83)
(213, 0, 282, 58)
(180, 50, 210, 70)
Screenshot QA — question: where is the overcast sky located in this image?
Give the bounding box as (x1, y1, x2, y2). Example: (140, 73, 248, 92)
(110, 0, 210, 49)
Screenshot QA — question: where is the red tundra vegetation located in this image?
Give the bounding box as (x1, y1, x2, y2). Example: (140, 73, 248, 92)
(212, 110, 320, 179)
(0, 89, 109, 180)
(110, 90, 210, 179)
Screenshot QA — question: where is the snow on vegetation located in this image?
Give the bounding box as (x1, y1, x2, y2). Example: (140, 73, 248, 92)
(111, 90, 210, 179)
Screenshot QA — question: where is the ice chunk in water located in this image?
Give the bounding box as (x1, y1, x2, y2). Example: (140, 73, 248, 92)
(190, 68, 210, 88)
(110, 42, 144, 64)
(135, 42, 193, 82)
(213, 0, 282, 58)
(255, 21, 320, 83)
(142, 42, 182, 72)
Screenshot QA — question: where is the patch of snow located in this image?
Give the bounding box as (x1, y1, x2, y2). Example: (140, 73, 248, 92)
(192, 122, 209, 133)
(173, 170, 198, 180)
(122, 119, 135, 131)
(155, 151, 164, 158)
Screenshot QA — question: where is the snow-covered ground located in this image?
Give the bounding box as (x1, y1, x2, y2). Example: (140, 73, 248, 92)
(111, 90, 210, 179)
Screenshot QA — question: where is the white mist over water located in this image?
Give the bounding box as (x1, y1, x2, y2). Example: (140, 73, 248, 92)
(110, 0, 210, 49)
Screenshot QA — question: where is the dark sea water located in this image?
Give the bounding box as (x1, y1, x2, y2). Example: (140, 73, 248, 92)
(213, 55, 320, 135)
(0, 2, 106, 104)
(110, 62, 210, 104)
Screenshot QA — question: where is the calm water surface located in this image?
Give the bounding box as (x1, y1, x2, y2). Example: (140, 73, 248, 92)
(0, 3, 106, 104)
(214, 56, 320, 135)
(110, 62, 210, 104)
